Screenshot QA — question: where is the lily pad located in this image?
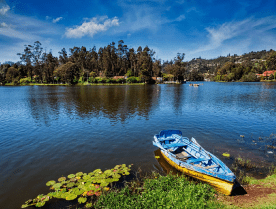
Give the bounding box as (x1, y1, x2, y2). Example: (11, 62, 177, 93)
(46, 180, 56, 186)
(87, 190, 94, 196)
(53, 183, 62, 189)
(65, 193, 77, 200)
(76, 172, 83, 177)
(58, 177, 66, 182)
(35, 202, 46, 207)
(78, 197, 87, 204)
(222, 153, 230, 157)
(67, 182, 75, 188)
(72, 188, 84, 196)
(70, 177, 77, 182)
(85, 203, 93, 208)
(68, 174, 75, 178)
(100, 182, 109, 187)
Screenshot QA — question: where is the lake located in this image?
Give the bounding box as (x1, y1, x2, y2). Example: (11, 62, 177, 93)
(0, 82, 276, 208)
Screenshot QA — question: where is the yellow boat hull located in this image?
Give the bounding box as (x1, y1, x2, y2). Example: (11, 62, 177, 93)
(160, 150, 234, 195)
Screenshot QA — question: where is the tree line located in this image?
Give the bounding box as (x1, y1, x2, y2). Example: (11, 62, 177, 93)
(0, 41, 189, 85)
(213, 51, 276, 82)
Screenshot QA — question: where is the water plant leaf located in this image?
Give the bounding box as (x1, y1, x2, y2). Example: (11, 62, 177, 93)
(60, 192, 68, 199)
(76, 172, 83, 177)
(47, 192, 56, 197)
(58, 177, 66, 182)
(73, 189, 84, 196)
(100, 182, 109, 187)
(68, 174, 75, 178)
(46, 180, 56, 186)
(86, 190, 94, 196)
(25, 199, 32, 204)
(85, 203, 92, 208)
(67, 182, 75, 188)
(104, 169, 112, 175)
(113, 174, 121, 179)
(53, 183, 62, 189)
(222, 153, 230, 157)
(70, 177, 77, 182)
(21, 204, 29, 208)
(94, 191, 102, 196)
(78, 197, 87, 204)
(35, 202, 45, 207)
(65, 193, 77, 201)
(83, 175, 92, 181)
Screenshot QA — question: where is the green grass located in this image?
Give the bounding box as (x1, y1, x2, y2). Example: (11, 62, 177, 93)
(94, 174, 222, 209)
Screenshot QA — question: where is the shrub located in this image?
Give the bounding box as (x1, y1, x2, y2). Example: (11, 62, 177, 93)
(19, 77, 32, 84)
(117, 78, 126, 83)
(127, 76, 138, 83)
(241, 72, 260, 82)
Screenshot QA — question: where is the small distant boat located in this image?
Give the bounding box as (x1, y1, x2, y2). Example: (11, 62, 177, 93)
(153, 130, 236, 195)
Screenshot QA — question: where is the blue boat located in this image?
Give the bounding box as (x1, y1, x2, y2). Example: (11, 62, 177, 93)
(153, 130, 236, 195)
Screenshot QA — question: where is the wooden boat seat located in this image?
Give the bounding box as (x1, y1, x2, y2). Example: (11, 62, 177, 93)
(175, 151, 191, 160)
(205, 165, 220, 169)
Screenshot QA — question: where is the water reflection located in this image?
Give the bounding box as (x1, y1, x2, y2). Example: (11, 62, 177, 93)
(28, 85, 161, 125)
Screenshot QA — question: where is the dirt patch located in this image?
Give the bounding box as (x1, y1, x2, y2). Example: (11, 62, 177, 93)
(218, 183, 276, 208)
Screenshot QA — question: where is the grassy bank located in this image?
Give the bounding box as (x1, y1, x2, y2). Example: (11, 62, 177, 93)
(94, 173, 220, 209)
(3, 82, 145, 86)
(218, 172, 276, 208)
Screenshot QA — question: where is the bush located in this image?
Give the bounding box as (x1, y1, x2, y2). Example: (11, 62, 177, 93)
(127, 76, 138, 83)
(117, 78, 126, 83)
(106, 78, 114, 83)
(88, 77, 97, 83)
(19, 77, 32, 84)
(241, 72, 260, 82)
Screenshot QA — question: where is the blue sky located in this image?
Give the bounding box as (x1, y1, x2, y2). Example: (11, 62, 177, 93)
(1, 0, 276, 64)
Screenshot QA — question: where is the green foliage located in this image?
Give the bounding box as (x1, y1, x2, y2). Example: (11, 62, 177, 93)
(46, 180, 56, 186)
(19, 77, 32, 84)
(127, 76, 139, 83)
(95, 175, 218, 209)
(241, 72, 260, 82)
(117, 78, 126, 83)
(78, 197, 87, 204)
(162, 73, 174, 81)
(125, 69, 134, 77)
(22, 164, 132, 208)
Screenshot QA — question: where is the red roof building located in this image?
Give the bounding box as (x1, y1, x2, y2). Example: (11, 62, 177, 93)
(263, 70, 276, 77)
(256, 70, 276, 78)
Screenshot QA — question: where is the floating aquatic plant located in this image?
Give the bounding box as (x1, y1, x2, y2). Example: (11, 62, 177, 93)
(21, 164, 132, 208)
(222, 153, 230, 157)
(46, 180, 56, 186)
(78, 197, 87, 204)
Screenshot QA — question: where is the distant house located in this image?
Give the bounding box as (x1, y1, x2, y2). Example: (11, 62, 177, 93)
(256, 70, 276, 78)
(113, 76, 127, 80)
(263, 70, 276, 77)
(151, 77, 163, 82)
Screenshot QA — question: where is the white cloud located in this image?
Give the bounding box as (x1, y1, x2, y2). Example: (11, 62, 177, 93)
(65, 16, 119, 38)
(53, 17, 63, 23)
(191, 16, 276, 55)
(0, 22, 9, 27)
(0, 4, 10, 15)
(175, 15, 185, 22)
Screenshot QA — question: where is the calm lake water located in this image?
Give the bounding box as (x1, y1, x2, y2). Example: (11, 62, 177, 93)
(1, 82, 276, 208)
